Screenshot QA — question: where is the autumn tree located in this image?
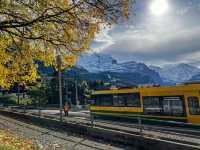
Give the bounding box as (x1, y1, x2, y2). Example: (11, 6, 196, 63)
(0, 0, 134, 88)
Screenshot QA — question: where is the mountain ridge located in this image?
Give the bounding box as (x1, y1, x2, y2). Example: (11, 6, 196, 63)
(149, 63, 200, 83)
(77, 53, 163, 85)
(39, 53, 200, 85)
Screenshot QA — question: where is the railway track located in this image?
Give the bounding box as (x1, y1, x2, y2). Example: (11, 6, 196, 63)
(68, 115, 200, 139)
(64, 116, 200, 147)
(96, 119, 200, 139)
(9, 107, 200, 138)
(1, 108, 200, 149)
(0, 114, 127, 150)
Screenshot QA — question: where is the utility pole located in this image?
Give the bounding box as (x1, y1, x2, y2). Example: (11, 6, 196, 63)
(56, 48, 63, 122)
(65, 79, 68, 103)
(75, 80, 79, 106)
(17, 84, 20, 105)
(65, 79, 70, 105)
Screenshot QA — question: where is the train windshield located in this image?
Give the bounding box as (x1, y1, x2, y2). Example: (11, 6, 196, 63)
(92, 93, 140, 107)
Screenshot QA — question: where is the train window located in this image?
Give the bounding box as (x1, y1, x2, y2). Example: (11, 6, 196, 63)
(188, 97, 200, 115)
(143, 96, 185, 116)
(143, 97, 162, 114)
(126, 93, 141, 107)
(92, 93, 141, 107)
(95, 94, 113, 106)
(113, 95, 126, 106)
(163, 96, 185, 116)
(112, 93, 141, 107)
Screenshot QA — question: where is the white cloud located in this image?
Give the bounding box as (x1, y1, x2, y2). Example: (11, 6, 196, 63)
(91, 27, 114, 52)
(91, 0, 200, 66)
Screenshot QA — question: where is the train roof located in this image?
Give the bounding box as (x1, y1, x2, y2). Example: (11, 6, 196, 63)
(92, 82, 200, 95)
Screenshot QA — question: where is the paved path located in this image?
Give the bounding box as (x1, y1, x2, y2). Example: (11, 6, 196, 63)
(13, 108, 90, 118)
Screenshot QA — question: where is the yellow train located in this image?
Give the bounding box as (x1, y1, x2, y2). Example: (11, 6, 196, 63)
(90, 83, 200, 126)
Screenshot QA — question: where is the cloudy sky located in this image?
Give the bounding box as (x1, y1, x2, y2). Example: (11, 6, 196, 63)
(92, 0, 200, 67)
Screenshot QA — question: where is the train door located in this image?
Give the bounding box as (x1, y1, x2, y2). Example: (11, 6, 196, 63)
(185, 93, 200, 124)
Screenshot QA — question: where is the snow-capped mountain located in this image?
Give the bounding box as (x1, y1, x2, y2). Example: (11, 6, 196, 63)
(77, 53, 117, 73)
(189, 73, 200, 82)
(77, 53, 162, 84)
(78, 53, 155, 73)
(38, 52, 200, 85)
(109, 61, 153, 73)
(150, 64, 200, 83)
